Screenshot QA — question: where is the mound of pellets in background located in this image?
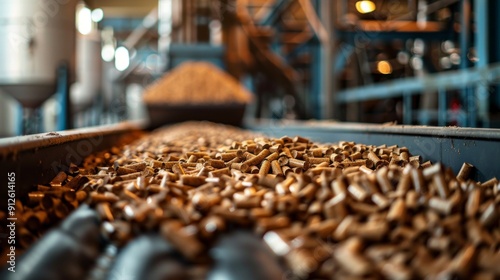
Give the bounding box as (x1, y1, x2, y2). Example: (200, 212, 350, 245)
(142, 62, 253, 105)
(8, 122, 500, 279)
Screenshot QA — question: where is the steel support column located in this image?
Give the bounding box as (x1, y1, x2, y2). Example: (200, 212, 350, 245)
(460, 0, 474, 126)
(491, 1, 500, 110)
(319, 0, 333, 119)
(403, 93, 412, 125)
(438, 88, 447, 126)
(310, 41, 321, 119)
(56, 64, 71, 131)
(309, 0, 322, 119)
(474, 0, 489, 127)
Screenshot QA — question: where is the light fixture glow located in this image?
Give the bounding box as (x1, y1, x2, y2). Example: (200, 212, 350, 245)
(91, 8, 104, 22)
(450, 53, 461, 65)
(411, 56, 423, 70)
(377, 60, 392, 74)
(77, 7, 92, 35)
(397, 51, 409, 65)
(145, 54, 161, 71)
(440, 57, 451, 69)
(101, 44, 115, 62)
(355, 1, 376, 14)
(115, 46, 130, 71)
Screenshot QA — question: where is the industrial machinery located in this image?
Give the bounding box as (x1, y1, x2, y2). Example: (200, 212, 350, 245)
(0, 0, 77, 134)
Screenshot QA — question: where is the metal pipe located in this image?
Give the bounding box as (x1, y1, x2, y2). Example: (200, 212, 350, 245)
(123, 8, 158, 51)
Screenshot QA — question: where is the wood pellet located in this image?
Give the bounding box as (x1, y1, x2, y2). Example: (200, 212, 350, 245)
(6, 121, 500, 279)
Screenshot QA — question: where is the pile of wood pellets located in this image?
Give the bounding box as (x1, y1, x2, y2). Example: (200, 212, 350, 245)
(142, 62, 253, 105)
(14, 122, 500, 279)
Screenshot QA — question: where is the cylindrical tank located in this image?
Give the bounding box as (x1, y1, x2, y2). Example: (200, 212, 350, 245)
(71, 31, 102, 112)
(0, 0, 77, 108)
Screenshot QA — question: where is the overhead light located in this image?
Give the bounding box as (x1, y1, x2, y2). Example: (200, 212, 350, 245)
(355, 1, 376, 14)
(101, 44, 115, 62)
(115, 47, 130, 71)
(450, 53, 461, 65)
(91, 8, 104, 22)
(413, 39, 425, 55)
(441, 40, 455, 54)
(411, 56, 423, 70)
(145, 54, 162, 71)
(397, 51, 409, 65)
(76, 6, 92, 35)
(377, 60, 392, 74)
(440, 57, 451, 69)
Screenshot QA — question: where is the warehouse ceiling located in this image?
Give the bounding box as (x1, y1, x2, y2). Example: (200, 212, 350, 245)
(85, 0, 157, 17)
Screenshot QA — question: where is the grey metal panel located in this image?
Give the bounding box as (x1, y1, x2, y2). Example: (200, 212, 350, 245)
(250, 121, 500, 182)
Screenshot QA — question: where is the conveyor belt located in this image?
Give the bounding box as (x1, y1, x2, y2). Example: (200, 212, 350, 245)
(1, 121, 499, 279)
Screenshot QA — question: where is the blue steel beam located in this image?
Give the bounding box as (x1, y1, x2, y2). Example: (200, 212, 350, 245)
(474, 0, 490, 68)
(333, 44, 354, 74)
(310, 43, 322, 119)
(438, 88, 447, 126)
(259, 0, 295, 26)
(403, 93, 412, 125)
(474, 0, 489, 127)
(337, 63, 500, 103)
(336, 30, 456, 42)
(491, 1, 500, 109)
(56, 64, 70, 131)
(284, 36, 317, 60)
(460, 0, 473, 126)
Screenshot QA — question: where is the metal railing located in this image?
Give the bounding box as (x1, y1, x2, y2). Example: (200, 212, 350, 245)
(336, 62, 500, 127)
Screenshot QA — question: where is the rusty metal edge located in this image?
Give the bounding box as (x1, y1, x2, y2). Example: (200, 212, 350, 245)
(0, 120, 146, 159)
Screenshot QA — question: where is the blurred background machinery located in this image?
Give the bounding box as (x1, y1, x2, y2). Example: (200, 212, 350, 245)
(233, 0, 500, 126)
(0, 0, 78, 135)
(1, 0, 500, 137)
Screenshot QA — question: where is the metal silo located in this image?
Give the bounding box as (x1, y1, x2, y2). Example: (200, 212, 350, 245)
(0, 0, 77, 108)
